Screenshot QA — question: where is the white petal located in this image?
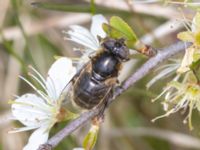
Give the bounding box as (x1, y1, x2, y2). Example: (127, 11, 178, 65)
(12, 94, 51, 127)
(90, 14, 108, 40)
(192, 12, 200, 32)
(9, 126, 39, 133)
(67, 25, 99, 51)
(46, 57, 76, 101)
(23, 126, 49, 150)
(177, 47, 194, 73)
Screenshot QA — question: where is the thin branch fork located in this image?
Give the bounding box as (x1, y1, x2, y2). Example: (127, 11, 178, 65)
(38, 41, 190, 150)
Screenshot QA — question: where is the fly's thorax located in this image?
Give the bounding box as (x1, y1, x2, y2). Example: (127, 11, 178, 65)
(92, 52, 120, 80)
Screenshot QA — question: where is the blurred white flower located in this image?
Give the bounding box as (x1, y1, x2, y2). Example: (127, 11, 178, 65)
(152, 71, 200, 130)
(149, 13, 200, 129)
(10, 57, 77, 150)
(65, 14, 107, 53)
(177, 12, 200, 73)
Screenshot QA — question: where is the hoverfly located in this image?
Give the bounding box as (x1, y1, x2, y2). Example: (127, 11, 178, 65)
(68, 37, 130, 110)
(64, 15, 151, 113)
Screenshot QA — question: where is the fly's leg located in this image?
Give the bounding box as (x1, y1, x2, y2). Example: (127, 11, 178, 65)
(94, 77, 117, 119)
(96, 88, 113, 120)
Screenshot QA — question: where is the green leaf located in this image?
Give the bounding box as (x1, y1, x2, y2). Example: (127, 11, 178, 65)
(103, 16, 138, 47)
(195, 32, 200, 46)
(90, 0, 95, 15)
(83, 125, 99, 150)
(102, 23, 125, 39)
(110, 16, 137, 42)
(190, 58, 200, 83)
(193, 50, 200, 62)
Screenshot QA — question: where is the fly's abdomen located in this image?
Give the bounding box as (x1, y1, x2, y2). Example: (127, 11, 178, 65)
(73, 72, 110, 109)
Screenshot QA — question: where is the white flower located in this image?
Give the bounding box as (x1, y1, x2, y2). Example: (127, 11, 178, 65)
(64, 14, 108, 66)
(177, 12, 200, 73)
(151, 71, 200, 130)
(10, 57, 76, 150)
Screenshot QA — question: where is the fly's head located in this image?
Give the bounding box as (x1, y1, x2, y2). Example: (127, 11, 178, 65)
(101, 38, 130, 62)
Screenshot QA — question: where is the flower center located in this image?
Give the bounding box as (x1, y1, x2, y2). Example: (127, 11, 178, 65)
(56, 107, 67, 122)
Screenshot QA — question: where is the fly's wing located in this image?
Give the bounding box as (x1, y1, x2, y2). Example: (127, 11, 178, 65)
(60, 60, 92, 104)
(95, 77, 118, 117)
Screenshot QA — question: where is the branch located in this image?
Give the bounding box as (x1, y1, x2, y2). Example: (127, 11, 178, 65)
(113, 41, 190, 99)
(38, 41, 190, 150)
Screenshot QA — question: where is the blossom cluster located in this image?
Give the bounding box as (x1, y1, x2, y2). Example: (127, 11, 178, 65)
(150, 12, 200, 130)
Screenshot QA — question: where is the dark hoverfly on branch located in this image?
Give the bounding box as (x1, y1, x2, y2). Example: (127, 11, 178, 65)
(64, 15, 154, 111)
(70, 38, 129, 110)
(10, 14, 155, 150)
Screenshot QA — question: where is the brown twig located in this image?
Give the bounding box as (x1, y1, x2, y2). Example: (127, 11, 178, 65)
(38, 41, 190, 150)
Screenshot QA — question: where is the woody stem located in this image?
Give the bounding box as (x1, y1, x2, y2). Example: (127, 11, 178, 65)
(38, 41, 191, 150)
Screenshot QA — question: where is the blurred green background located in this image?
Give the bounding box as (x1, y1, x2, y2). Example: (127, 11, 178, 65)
(0, 0, 200, 150)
